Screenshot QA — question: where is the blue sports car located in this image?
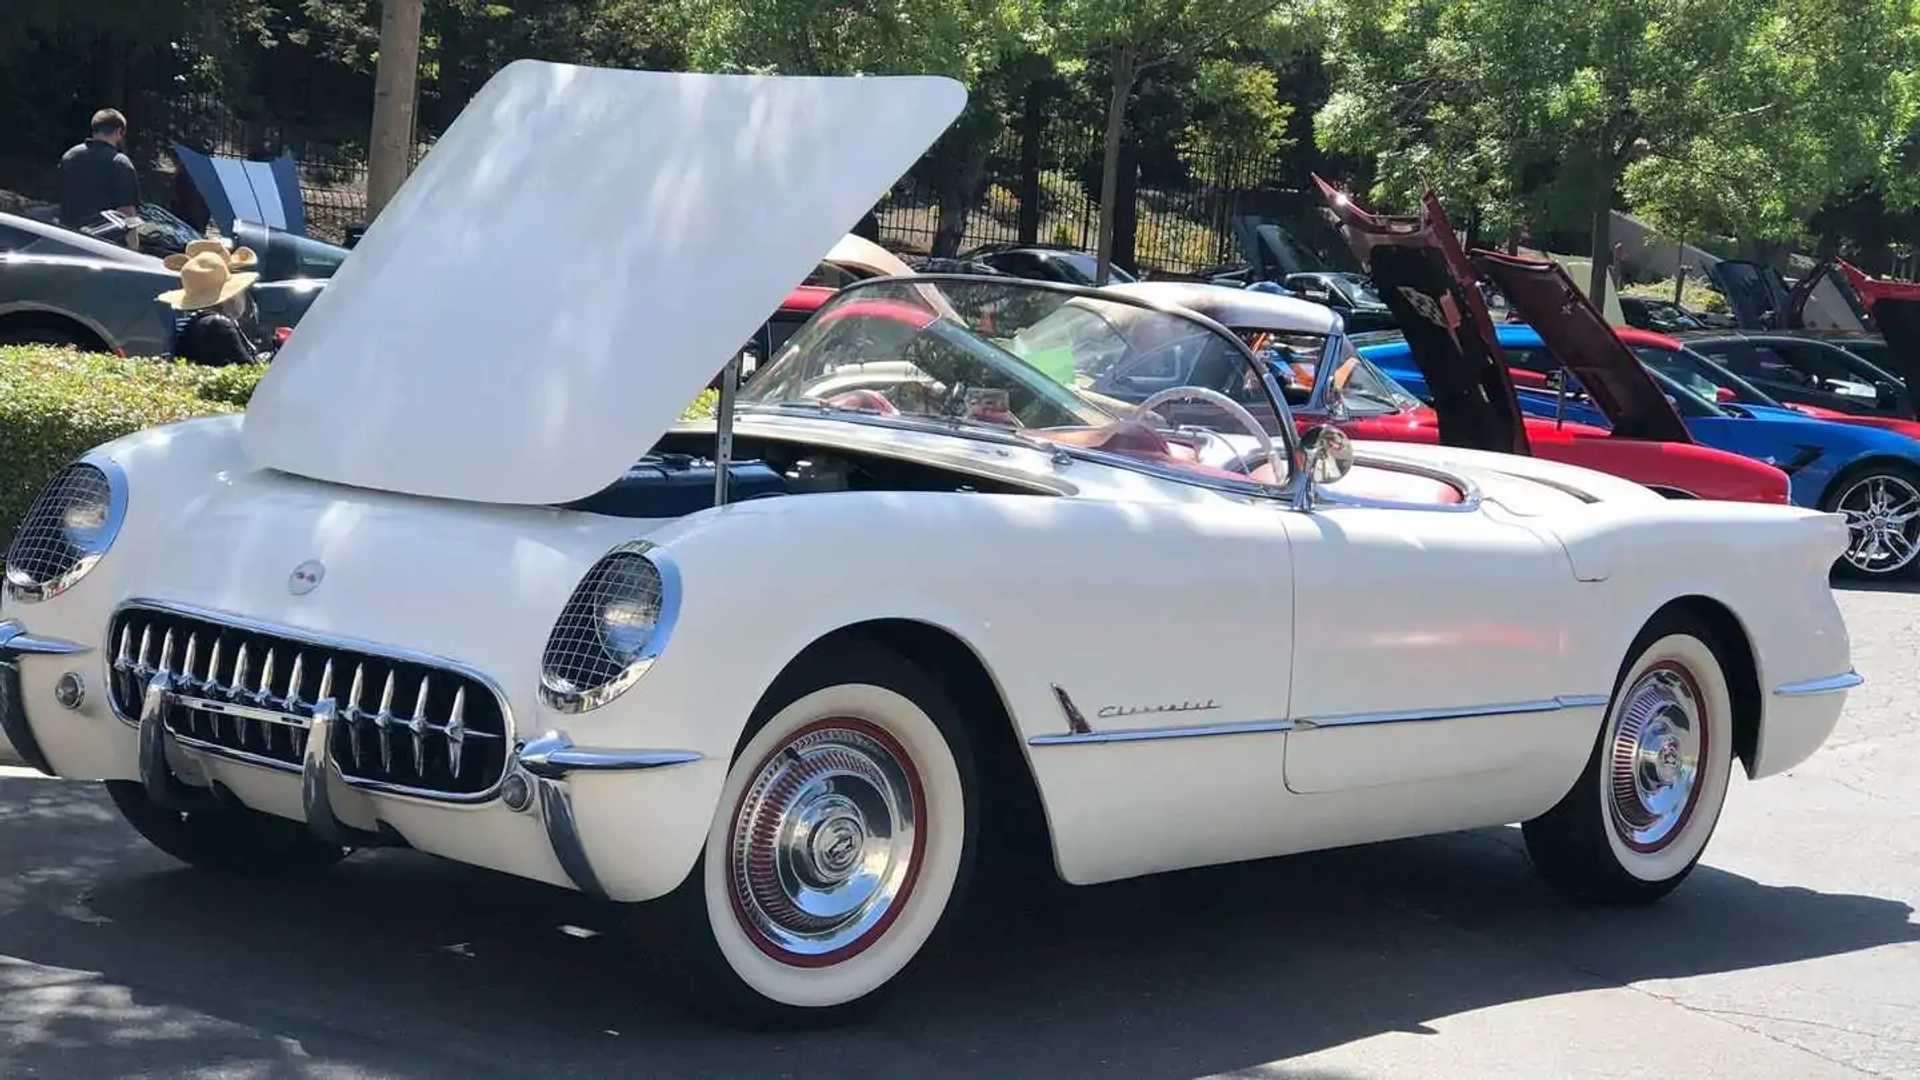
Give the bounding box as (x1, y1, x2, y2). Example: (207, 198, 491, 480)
(1360, 323, 1920, 578)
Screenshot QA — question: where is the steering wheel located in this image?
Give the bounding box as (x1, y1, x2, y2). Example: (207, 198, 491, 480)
(1132, 386, 1288, 487)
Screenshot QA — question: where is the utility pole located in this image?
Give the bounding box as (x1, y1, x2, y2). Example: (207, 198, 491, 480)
(366, 0, 424, 220)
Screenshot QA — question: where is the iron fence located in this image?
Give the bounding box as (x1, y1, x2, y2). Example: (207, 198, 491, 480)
(872, 119, 1291, 275)
(140, 92, 417, 244)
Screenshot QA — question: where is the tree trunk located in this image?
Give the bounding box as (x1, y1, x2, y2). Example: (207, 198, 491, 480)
(1586, 149, 1617, 311)
(1017, 94, 1044, 246)
(1113, 137, 1139, 275)
(367, 0, 425, 220)
(1095, 47, 1138, 286)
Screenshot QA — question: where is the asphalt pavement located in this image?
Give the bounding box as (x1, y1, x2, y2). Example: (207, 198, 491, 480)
(2, 581, 1917, 1078)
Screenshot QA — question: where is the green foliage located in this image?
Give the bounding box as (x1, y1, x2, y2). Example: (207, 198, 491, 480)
(1182, 60, 1295, 165)
(1619, 277, 1729, 314)
(1312, 0, 1920, 250)
(0, 347, 266, 548)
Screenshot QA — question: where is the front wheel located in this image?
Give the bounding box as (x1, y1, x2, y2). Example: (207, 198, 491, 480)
(1825, 465, 1920, 578)
(1523, 617, 1735, 904)
(656, 647, 976, 1022)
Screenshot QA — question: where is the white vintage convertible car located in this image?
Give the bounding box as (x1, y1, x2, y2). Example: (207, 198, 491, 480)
(0, 63, 1862, 1019)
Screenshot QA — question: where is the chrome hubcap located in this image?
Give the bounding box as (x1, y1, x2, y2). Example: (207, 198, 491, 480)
(1607, 665, 1707, 852)
(728, 721, 921, 963)
(1837, 473, 1920, 574)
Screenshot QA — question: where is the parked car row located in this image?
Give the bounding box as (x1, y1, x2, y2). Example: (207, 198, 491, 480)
(0, 209, 334, 356)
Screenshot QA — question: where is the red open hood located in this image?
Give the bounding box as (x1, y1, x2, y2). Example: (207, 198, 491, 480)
(1788, 259, 1920, 394)
(1312, 176, 1529, 455)
(1470, 251, 1693, 444)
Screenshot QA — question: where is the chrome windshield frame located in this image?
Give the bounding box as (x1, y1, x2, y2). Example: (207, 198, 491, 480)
(749, 273, 1310, 484)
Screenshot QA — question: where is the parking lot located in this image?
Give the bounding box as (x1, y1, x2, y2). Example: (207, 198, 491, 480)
(0, 581, 1915, 1078)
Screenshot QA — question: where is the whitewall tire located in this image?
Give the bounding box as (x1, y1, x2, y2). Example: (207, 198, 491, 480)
(1524, 618, 1735, 903)
(660, 648, 976, 1020)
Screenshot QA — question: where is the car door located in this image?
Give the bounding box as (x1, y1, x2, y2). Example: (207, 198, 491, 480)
(1280, 496, 1591, 795)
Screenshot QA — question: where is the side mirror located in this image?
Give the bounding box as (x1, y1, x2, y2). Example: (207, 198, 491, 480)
(1876, 381, 1899, 409)
(1715, 386, 1736, 404)
(1301, 425, 1355, 485)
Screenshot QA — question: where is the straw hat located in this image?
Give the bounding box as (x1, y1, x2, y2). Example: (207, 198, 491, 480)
(162, 238, 259, 274)
(156, 250, 260, 311)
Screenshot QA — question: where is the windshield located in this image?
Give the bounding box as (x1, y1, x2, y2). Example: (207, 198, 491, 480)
(1634, 344, 1781, 408)
(742, 278, 1293, 486)
(1331, 273, 1384, 307)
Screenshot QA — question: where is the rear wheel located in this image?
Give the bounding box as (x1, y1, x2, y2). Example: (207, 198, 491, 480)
(104, 780, 348, 874)
(1824, 465, 1920, 578)
(656, 647, 976, 1023)
(1523, 616, 1734, 904)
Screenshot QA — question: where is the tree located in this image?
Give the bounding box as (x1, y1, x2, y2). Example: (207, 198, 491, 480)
(677, 0, 1038, 255)
(1048, 0, 1298, 283)
(1314, 0, 1920, 307)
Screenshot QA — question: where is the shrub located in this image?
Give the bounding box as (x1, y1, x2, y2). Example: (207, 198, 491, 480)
(1620, 277, 1730, 314)
(0, 346, 267, 550)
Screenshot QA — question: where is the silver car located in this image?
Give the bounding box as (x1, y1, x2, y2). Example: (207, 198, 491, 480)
(0, 211, 329, 357)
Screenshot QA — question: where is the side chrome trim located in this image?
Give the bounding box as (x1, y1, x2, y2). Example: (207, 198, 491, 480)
(1773, 670, 1864, 697)
(1029, 717, 1295, 746)
(1293, 694, 1609, 730)
(0, 620, 92, 656)
(516, 730, 702, 779)
(1026, 694, 1609, 746)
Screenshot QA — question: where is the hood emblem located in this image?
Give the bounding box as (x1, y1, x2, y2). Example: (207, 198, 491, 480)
(288, 560, 325, 596)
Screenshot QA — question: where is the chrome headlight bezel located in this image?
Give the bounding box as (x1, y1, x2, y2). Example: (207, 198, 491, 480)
(3, 455, 127, 604)
(539, 540, 680, 713)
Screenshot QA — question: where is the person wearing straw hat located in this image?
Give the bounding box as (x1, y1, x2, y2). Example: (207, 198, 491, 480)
(157, 240, 265, 366)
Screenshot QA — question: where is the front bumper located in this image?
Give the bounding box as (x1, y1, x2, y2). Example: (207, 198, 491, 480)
(2, 616, 713, 902)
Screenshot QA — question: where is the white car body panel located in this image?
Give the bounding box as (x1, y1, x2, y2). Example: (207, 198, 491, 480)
(242, 62, 965, 505)
(3, 406, 1854, 895)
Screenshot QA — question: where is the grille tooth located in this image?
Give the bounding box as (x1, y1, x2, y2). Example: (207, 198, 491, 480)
(406, 675, 431, 776)
(257, 648, 278, 705)
(375, 671, 397, 772)
(231, 644, 252, 744)
(286, 652, 307, 709)
(446, 687, 467, 778)
(345, 664, 367, 767)
(181, 634, 200, 689)
(107, 608, 508, 796)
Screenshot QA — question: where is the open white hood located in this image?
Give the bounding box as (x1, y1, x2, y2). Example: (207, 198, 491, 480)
(243, 61, 965, 504)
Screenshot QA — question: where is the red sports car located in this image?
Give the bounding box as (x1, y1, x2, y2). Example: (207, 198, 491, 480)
(1290, 180, 1788, 504)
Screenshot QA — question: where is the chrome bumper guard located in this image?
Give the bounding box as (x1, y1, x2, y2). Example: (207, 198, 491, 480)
(0, 619, 87, 776)
(512, 732, 701, 901)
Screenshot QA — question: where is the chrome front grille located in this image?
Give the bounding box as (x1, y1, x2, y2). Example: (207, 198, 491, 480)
(106, 604, 510, 799)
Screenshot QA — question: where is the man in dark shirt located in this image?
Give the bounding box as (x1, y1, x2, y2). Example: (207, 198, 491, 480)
(58, 109, 140, 236)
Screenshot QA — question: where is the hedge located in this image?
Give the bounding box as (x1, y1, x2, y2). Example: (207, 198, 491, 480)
(1, 346, 267, 550)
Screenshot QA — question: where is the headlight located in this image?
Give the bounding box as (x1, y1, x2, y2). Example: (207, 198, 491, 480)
(3, 457, 126, 603)
(539, 541, 678, 712)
